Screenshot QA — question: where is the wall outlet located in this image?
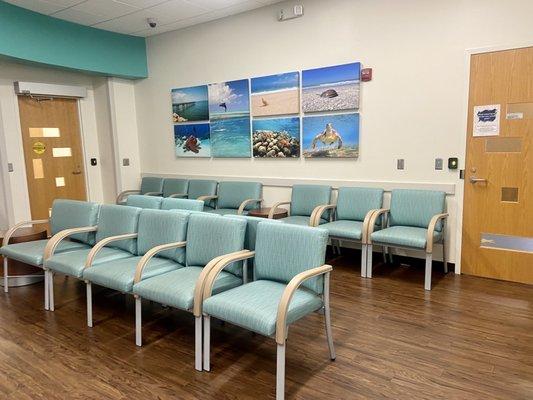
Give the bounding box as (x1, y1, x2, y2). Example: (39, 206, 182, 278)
(397, 159, 405, 170)
(7, 163, 14, 172)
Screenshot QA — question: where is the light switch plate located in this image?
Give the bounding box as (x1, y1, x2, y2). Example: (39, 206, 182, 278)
(435, 158, 443, 170)
(7, 163, 14, 172)
(397, 159, 405, 170)
(122, 158, 130, 167)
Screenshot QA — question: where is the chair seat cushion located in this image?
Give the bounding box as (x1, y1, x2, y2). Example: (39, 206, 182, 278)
(320, 220, 363, 240)
(133, 266, 242, 311)
(83, 257, 181, 293)
(371, 226, 442, 249)
(44, 247, 132, 278)
(207, 208, 243, 215)
(280, 215, 311, 226)
(203, 280, 323, 337)
(0, 239, 89, 267)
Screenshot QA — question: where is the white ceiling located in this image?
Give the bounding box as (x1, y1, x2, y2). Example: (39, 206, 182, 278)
(6, 0, 283, 37)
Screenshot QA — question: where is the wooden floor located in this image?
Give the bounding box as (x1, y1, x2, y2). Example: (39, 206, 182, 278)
(1, 249, 532, 399)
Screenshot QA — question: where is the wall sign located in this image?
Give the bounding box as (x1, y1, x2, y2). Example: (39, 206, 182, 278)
(473, 104, 500, 137)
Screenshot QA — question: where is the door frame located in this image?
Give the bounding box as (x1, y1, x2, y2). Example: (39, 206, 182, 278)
(456, 40, 533, 274)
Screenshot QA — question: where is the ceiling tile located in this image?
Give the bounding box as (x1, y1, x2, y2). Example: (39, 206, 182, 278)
(68, 0, 139, 19)
(115, 0, 167, 7)
(52, 8, 107, 25)
(147, 0, 208, 23)
(45, 0, 86, 6)
(187, 0, 250, 11)
(92, 9, 160, 33)
(5, 0, 65, 14)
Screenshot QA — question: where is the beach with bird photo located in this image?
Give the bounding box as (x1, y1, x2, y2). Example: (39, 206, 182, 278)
(251, 72, 300, 117)
(302, 113, 359, 158)
(302, 62, 361, 113)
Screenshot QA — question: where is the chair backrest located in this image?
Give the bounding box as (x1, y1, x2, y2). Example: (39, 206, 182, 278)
(254, 222, 328, 294)
(185, 213, 246, 276)
(224, 215, 283, 251)
(136, 209, 189, 263)
(126, 195, 162, 209)
(140, 177, 164, 195)
(95, 205, 141, 254)
(50, 199, 100, 245)
(187, 179, 218, 201)
(162, 178, 189, 198)
(290, 184, 332, 217)
(336, 187, 384, 221)
(217, 181, 262, 210)
(389, 189, 446, 231)
(161, 198, 204, 212)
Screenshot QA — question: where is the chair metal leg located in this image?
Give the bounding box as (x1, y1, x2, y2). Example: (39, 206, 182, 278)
(276, 343, 286, 400)
(203, 315, 210, 371)
(135, 296, 142, 346)
(360, 244, 367, 278)
(367, 244, 373, 278)
(86, 281, 93, 327)
(243, 259, 248, 284)
(442, 237, 448, 274)
(49, 272, 55, 311)
(382, 246, 387, 264)
(387, 247, 394, 264)
(3, 257, 8, 293)
(194, 316, 202, 371)
(335, 239, 341, 255)
(424, 253, 432, 291)
(43, 269, 49, 310)
(324, 272, 336, 360)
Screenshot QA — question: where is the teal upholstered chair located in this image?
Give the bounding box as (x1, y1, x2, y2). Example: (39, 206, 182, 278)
(132, 213, 246, 369)
(126, 194, 163, 209)
(82, 209, 189, 327)
(43, 204, 142, 312)
(207, 181, 262, 215)
(0, 199, 99, 309)
(161, 198, 204, 212)
(162, 178, 189, 198)
(186, 179, 218, 209)
(200, 222, 335, 400)
(367, 189, 448, 290)
(270, 184, 332, 226)
(116, 177, 164, 204)
(312, 187, 384, 277)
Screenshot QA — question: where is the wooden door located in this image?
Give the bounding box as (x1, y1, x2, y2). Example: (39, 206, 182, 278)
(17, 96, 87, 221)
(462, 47, 533, 284)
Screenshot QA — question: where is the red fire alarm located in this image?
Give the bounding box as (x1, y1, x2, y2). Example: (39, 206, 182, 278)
(361, 68, 372, 82)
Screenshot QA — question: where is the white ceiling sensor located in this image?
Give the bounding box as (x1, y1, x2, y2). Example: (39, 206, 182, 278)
(278, 5, 304, 22)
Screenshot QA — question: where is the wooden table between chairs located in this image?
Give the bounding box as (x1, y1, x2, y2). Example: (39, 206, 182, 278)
(0, 226, 48, 289)
(248, 207, 288, 219)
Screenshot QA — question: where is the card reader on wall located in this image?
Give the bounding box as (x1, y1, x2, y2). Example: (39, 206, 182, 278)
(448, 157, 458, 169)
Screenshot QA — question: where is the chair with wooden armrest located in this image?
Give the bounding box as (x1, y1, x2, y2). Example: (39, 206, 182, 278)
(0, 199, 99, 308)
(131, 213, 247, 369)
(312, 187, 384, 277)
(43, 204, 141, 311)
(367, 189, 448, 290)
(162, 178, 189, 198)
(187, 179, 218, 210)
(125, 194, 163, 209)
(200, 222, 334, 400)
(82, 209, 190, 328)
(206, 181, 263, 215)
(270, 184, 332, 227)
(116, 176, 164, 204)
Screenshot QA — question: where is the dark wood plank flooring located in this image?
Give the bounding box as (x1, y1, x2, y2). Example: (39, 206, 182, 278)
(0, 249, 532, 399)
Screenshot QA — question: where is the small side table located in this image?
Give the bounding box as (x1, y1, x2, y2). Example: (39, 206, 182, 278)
(248, 207, 288, 220)
(0, 226, 48, 289)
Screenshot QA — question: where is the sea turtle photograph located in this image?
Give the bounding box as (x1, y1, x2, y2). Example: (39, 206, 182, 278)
(302, 113, 359, 158)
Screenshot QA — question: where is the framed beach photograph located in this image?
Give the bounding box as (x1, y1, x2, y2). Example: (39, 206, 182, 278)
(251, 72, 300, 117)
(252, 117, 300, 158)
(208, 79, 251, 158)
(174, 122, 211, 157)
(302, 113, 359, 158)
(302, 62, 361, 113)
(171, 85, 209, 123)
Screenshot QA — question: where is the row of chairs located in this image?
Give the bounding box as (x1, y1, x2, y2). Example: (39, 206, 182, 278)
(0, 200, 334, 400)
(121, 180, 449, 290)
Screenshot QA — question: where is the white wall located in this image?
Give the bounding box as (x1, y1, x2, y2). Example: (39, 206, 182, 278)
(134, 0, 533, 265)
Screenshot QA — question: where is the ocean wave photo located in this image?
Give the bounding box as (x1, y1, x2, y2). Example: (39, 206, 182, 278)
(210, 114, 251, 158)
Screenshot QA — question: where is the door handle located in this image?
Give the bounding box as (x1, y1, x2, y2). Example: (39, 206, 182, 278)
(469, 177, 487, 184)
(72, 171, 81, 175)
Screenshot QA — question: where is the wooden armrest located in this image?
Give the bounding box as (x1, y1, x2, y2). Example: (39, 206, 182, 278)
(366, 209, 390, 244)
(361, 210, 377, 244)
(237, 199, 263, 215)
(193, 250, 255, 317)
(144, 191, 163, 196)
(310, 204, 336, 227)
(198, 195, 217, 201)
(168, 193, 188, 198)
(275, 264, 332, 344)
(116, 190, 140, 204)
(133, 241, 186, 283)
(269, 201, 291, 218)
(44, 226, 97, 260)
(426, 213, 448, 253)
(2, 219, 49, 247)
(84, 233, 138, 269)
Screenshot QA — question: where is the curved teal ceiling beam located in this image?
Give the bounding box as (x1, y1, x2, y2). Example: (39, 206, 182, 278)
(0, 1, 148, 79)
